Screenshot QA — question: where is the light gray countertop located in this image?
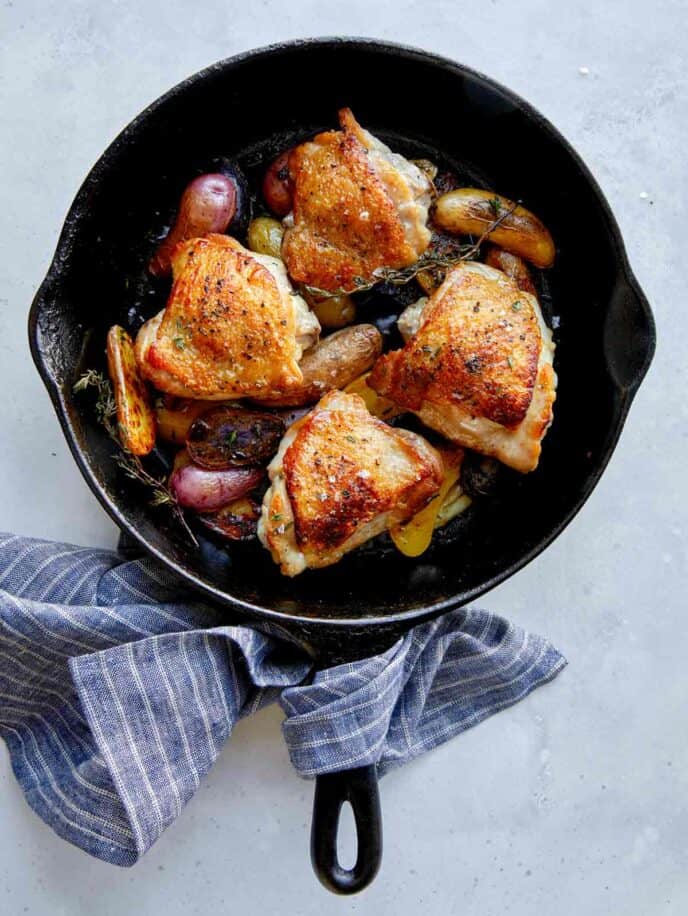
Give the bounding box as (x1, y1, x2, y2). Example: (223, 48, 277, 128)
(1, 2, 685, 913)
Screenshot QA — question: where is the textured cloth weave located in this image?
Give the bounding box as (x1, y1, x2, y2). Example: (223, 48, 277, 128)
(0, 532, 566, 865)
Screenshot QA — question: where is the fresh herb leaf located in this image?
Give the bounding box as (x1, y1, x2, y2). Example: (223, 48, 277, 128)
(173, 337, 186, 351)
(150, 489, 175, 507)
(512, 300, 522, 312)
(488, 196, 502, 216)
(73, 370, 116, 427)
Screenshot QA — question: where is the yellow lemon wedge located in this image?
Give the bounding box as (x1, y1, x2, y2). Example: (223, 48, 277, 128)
(391, 463, 461, 558)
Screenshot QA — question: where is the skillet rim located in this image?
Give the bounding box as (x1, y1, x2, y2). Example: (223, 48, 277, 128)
(28, 36, 656, 630)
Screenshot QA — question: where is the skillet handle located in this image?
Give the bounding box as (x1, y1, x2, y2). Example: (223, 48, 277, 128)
(311, 765, 382, 894)
(604, 273, 656, 394)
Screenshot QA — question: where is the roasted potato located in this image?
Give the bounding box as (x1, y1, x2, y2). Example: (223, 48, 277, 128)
(411, 158, 438, 183)
(198, 497, 261, 541)
(416, 228, 476, 295)
(155, 398, 228, 444)
(210, 159, 251, 236)
(252, 324, 383, 407)
(461, 454, 500, 499)
(106, 325, 156, 456)
(306, 292, 357, 330)
(344, 372, 404, 421)
(416, 269, 442, 295)
(485, 246, 537, 295)
(171, 447, 191, 473)
(262, 150, 293, 217)
(435, 487, 472, 529)
(247, 216, 284, 259)
(187, 407, 285, 469)
(149, 174, 237, 277)
(433, 188, 555, 268)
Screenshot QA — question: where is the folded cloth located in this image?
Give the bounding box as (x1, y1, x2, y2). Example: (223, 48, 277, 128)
(0, 532, 566, 866)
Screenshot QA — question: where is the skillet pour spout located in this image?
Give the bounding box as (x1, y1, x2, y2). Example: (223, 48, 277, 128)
(28, 38, 655, 894)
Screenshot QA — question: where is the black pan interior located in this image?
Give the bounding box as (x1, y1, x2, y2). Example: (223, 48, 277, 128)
(30, 40, 654, 626)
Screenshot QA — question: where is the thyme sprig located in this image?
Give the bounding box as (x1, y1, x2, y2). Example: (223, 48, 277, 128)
(73, 370, 197, 546)
(73, 369, 117, 431)
(304, 200, 520, 300)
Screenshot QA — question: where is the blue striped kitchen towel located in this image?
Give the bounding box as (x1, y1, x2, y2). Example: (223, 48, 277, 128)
(0, 532, 566, 865)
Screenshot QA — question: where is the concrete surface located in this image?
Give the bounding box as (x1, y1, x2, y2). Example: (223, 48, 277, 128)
(1, 1, 686, 913)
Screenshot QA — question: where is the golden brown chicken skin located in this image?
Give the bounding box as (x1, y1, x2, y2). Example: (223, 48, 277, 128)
(281, 108, 432, 293)
(369, 262, 556, 473)
(258, 390, 444, 575)
(135, 234, 319, 400)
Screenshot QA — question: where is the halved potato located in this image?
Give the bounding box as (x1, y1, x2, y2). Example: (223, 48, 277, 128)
(187, 407, 284, 469)
(106, 325, 156, 455)
(433, 188, 555, 268)
(155, 398, 230, 444)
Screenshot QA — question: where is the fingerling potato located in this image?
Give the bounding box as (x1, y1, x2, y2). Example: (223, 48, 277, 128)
(262, 150, 293, 217)
(305, 292, 357, 329)
(433, 188, 555, 268)
(485, 246, 537, 295)
(106, 325, 156, 455)
(416, 268, 442, 295)
(198, 497, 261, 541)
(344, 372, 404, 421)
(253, 324, 383, 407)
(411, 158, 438, 183)
(247, 216, 284, 259)
(149, 173, 237, 277)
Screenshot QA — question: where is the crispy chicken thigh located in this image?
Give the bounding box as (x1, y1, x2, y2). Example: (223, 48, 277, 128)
(135, 234, 319, 400)
(258, 390, 444, 575)
(282, 108, 432, 293)
(369, 262, 556, 473)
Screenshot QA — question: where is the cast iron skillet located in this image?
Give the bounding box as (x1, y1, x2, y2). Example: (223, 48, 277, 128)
(28, 38, 655, 894)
